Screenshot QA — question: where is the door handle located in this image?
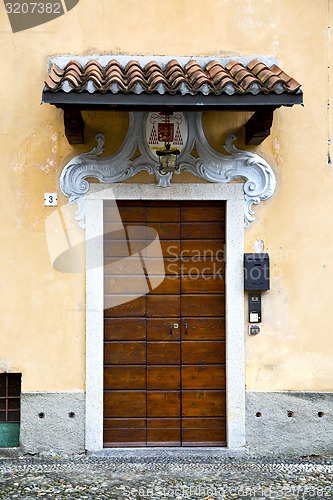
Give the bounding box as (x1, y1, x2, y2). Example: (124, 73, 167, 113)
(184, 323, 188, 335)
(169, 323, 173, 335)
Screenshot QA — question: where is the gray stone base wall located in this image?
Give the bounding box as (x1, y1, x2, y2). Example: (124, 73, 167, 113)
(246, 391, 333, 456)
(1, 390, 332, 455)
(19, 392, 85, 454)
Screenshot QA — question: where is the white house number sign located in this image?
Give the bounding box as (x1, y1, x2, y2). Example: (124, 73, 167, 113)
(44, 193, 58, 207)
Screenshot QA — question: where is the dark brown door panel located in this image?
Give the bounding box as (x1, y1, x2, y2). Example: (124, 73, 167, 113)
(104, 318, 146, 341)
(181, 295, 225, 316)
(182, 417, 226, 429)
(182, 427, 226, 446)
(104, 275, 149, 295)
(181, 205, 225, 222)
(103, 200, 226, 447)
(147, 392, 181, 417)
(104, 366, 146, 390)
(104, 342, 146, 365)
(106, 205, 146, 222)
(146, 222, 181, 240)
(181, 240, 225, 257)
(181, 259, 225, 276)
(104, 418, 146, 429)
(181, 222, 225, 239)
(182, 365, 226, 389)
(181, 391, 226, 417)
(181, 275, 225, 293)
(182, 341, 226, 364)
(146, 206, 180, 223)
(163, 258, 181, 275)
(147, 428, 181, 446)
(105, 257, 177, 275)
(147, 342, 181, 365)
(148, 276, 180, 295)
(147, 296, 181, 317)
(104, 295, 145, 318)
(104, 391, 146, 418)
(147, 366, 181, 390)
(103, 417, 147, 446)
(181, 318, 225, 340)
(103, 428, 146, 446)
(158, 241, 180, 258)
(147, 319, 181, 341)
(104, 222, 145, 239)
(103, 240, 132, 258)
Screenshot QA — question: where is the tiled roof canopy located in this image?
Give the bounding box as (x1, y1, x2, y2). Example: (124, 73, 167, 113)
(42, 56, 302, 144)
(44, 57, 301, 97)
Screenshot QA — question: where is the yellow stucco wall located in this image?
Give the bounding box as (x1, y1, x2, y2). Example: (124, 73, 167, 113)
(0, 0, 332, 392)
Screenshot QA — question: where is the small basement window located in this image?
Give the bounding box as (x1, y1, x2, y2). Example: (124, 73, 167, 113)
(0, 373, 21, 447)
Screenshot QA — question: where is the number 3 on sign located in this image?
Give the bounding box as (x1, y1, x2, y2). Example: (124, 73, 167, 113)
(44, 193, 58, 207)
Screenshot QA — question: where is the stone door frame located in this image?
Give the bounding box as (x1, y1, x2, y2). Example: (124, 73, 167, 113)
(85, 182, 245, 452)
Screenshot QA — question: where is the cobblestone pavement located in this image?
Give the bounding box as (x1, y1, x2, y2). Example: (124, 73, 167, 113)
(0, 454, 333, 499)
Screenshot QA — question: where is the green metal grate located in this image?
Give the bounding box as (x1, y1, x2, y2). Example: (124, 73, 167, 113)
(0, 374, 21, 448)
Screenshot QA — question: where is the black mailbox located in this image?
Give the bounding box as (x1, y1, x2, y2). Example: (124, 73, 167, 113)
(244, 253, 270, 290)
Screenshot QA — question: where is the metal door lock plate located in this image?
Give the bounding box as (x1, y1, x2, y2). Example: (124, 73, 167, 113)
(173, 324, 179, 329)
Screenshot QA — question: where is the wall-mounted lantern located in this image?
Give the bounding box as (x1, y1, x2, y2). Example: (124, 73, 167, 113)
(155, 112, 180, 174)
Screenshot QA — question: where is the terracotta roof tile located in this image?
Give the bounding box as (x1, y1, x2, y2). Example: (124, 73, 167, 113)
(44, 57, 301, 96)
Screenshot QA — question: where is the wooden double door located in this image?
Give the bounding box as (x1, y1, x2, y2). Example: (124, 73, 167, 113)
(103, 200, 226, 447)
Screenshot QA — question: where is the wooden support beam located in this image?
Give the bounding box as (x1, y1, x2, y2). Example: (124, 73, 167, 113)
(245, 109, 274, 145)
(64, 108, 84, 144)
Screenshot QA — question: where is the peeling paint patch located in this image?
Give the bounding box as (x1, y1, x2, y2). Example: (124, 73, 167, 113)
(15, 189, 30, 213)
(272, 34, 280, 54)
(8, 124, 63, 232)
(253, 239, 265, 253)
(0, 359, 14, 372)
(272, 136, 283, 166)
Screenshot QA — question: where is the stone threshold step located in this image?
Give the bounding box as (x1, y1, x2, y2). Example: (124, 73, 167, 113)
(88, 447, 247, 458)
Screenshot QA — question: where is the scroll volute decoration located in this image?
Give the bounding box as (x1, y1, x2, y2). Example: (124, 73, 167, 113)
(60, 112, 276, 228)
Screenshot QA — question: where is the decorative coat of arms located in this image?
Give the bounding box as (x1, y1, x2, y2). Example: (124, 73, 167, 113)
(146, 112, 187, 156)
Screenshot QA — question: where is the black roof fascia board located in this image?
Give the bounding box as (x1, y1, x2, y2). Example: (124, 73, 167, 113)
(42, 90, 303, 109)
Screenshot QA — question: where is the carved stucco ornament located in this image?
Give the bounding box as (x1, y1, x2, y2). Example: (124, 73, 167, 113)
(60, 112, 276, 228)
